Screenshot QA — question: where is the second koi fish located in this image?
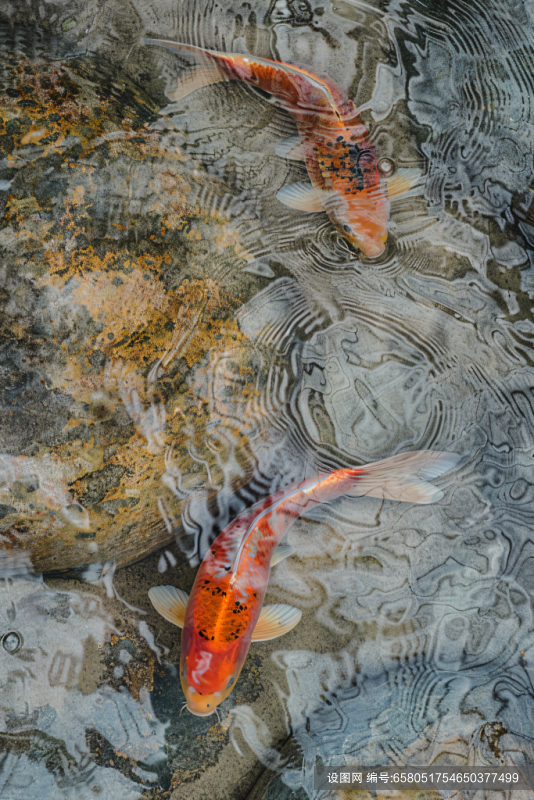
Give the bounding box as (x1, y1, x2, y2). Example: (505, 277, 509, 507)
(149, 450, 459, 716)
(144, 39, 420, 258)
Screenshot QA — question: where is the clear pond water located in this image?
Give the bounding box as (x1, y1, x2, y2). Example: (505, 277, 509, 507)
(1, 0, 534, 797)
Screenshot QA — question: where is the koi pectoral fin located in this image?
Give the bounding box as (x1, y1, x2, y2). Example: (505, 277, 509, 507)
(275, 136, 307, 161)
(251, 604, 302, 641)
(276, 182, 326, 213)
(148, 585, 189, 627)
(271, 545, 296, 566)
(385, 168, 423, 198)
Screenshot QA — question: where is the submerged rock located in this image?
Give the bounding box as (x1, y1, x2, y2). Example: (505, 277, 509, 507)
(0, 42, 274, 574)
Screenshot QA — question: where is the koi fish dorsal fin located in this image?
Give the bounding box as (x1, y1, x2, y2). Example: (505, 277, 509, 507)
(345, 450, 460, 505)
(148, 585, 189, 628)
(276, 182, 327, 213)
(271, 545, 295, 566)
(251, 604, 302, 641)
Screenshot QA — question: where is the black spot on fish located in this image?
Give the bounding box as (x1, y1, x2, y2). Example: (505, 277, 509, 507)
(336, 135, 344, 142)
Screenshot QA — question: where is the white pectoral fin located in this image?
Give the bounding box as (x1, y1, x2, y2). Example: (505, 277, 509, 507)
(251, 603, 302, 641)
(148, 585, 189, 628)
(275, 136, 307, 161)
(271, 545, 295, 566)
(276, 182, 326, 213)
(386, 168, 423, 198)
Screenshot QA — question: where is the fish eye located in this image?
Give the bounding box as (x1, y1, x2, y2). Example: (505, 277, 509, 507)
(343, 224, 351, 233)
(377, 157, 395, 176)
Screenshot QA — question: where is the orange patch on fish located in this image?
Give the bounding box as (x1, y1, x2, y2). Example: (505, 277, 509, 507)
(193, 580, 251, 644)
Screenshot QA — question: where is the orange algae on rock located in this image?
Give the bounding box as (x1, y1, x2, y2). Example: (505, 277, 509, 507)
(0, 52, 263, 574)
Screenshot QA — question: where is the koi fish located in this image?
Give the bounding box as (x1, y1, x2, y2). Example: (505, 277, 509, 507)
(144, 39, 419, 258)
(149, 450, 459, 716)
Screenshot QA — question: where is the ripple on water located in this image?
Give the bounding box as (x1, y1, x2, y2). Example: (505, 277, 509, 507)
(3, 0, 534, 796)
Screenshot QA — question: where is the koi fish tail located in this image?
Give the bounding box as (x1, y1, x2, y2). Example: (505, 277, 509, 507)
(344, 450, 460, 505)
(144, 39, 342, 114)
(143, 39, 232, 102)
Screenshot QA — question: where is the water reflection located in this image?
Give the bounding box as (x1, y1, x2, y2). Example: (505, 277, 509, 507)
(0, 573, 169, 797)
(2, 0, 534, 796)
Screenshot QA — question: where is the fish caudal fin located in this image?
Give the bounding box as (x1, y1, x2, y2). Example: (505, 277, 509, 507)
(167, 67, 229, 104)
(271, 545, 295, 566)
(346, 450, 460, 505)
(144, 39, 230, 103)
(275, 136, 307, 162)
(276, 182, 327, 213)
(148, 585, 189, 627)
(251, 604, 302, 641)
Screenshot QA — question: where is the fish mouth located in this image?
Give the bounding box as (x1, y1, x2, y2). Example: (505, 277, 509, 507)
(187, 706, 216, 717)
(361, 242, 386, 259)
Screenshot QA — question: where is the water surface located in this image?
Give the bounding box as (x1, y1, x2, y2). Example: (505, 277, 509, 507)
(1, 0, 534, 797)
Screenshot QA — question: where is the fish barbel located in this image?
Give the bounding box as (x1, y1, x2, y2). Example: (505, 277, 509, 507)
(149, 450, 459, 716)
(144, 39, 419, 258)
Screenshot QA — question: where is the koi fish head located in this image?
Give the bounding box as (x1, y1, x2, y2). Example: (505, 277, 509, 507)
(340, 213, 388, 258)
(180, 664, 241, 716)
(179, 624, 249, 716)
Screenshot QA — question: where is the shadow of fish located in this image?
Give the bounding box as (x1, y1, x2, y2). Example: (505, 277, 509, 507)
(149, 450, 459, 716)
(144, 39, 420, 258)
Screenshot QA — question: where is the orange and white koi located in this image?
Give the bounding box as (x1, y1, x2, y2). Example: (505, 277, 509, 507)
(149, 450, 459, 716)
(144, 39, 420, 258)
